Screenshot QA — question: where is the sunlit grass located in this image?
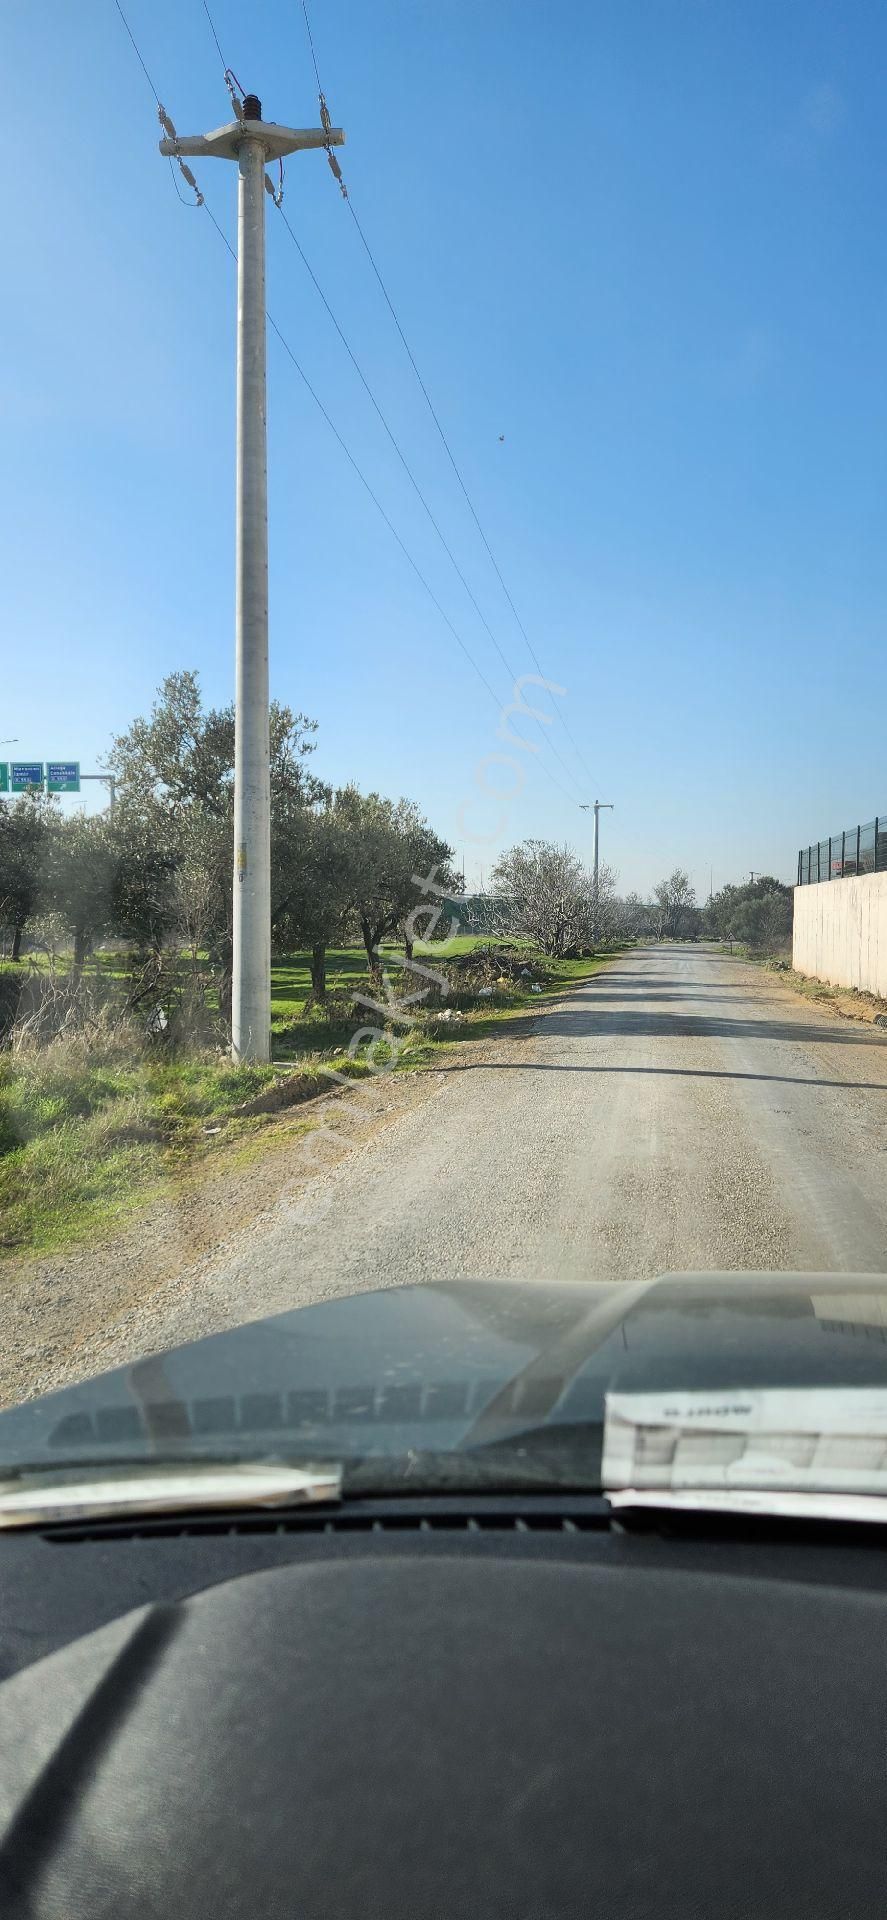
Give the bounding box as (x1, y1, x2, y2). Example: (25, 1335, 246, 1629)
(0, 1040, 367, 1259)
(0, 940, 618, 1259)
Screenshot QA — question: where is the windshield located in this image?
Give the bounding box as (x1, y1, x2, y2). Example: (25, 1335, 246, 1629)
(2, 4, 887, 1506)
(2, 1277, 887, 1508)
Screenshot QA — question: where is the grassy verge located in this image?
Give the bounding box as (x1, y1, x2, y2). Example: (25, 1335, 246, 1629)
(0, 1046, 378, 1260)
(761, 961, 887, 1024)
(400, 949, 618, 1052)
(0, 941, 618, 1261)
(718, 944, 887, 1025)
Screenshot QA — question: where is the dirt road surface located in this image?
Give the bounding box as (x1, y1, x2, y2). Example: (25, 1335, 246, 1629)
(7, 944, 887, 1399)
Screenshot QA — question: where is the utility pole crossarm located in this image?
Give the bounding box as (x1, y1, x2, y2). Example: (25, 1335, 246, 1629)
(158, 121, 345, 162)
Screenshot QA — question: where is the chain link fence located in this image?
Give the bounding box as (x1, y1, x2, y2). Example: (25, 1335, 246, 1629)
(797, 813, 887, 885)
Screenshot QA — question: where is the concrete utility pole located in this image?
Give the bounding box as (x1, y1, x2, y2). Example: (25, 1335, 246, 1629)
(592, 801, 614, 902)
(160, 98, 344, 1061)
(581, 800, 614, 934)
(579, 802, 614, 929)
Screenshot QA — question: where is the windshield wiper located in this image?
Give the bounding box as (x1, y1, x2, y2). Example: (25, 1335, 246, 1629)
(0, 1461, 343, 1529)
(608, 1487, 887, 1525)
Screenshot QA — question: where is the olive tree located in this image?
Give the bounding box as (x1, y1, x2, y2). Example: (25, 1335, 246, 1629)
(49, 814, 117, 977)
(108, 801, 181, 965)
(335, 788, 456, 980)
(653, 869, 698, 940)
(109, 669, 326, 818)
(107, 670, 328, 1020)
(271, 799, 358, 1003)
(705, 877, 792, 953)
(0, 793, 56, 961)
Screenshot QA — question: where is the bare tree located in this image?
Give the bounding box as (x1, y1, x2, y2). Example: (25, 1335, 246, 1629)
(609, 890, 655, 941)
(491, 840, 596, 956)
(588, 861, 620, 945)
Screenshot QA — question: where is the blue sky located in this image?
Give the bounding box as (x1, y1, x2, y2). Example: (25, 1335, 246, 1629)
(3, 0, 886, 897)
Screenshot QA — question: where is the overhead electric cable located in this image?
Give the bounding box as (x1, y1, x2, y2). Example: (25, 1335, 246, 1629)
(297, 0, 598, 793)
(201, 0, 227, 72)
(272, 201, 585, 797)
(300, 0, 324, 97)
(113, 2, 581, 803)
(113, 0, 163, 105)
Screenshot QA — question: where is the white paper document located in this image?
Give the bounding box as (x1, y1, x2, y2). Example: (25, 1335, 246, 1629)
(602, 1387, 887, 1496)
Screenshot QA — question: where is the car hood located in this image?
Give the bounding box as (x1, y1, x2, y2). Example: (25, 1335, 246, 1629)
(1, 1271, 886, 1479)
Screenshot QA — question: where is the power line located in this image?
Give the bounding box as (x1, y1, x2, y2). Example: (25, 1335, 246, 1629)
(112, 5, 503, 726)
(272, 203, 585, 799)
(300, 0, 324, 98)
(113, 1, 203, 207)
(167, 154, 202, 206)
(297, 1, 598, 795)
(195, 219, 581, 802)
(199, 2, 247, 121)
(112, 5, 581, 805)
(345, 200, 598, 790)
(113, 0, 162, 106)
(189, 23, 584, 806)
(201, 211, 532, 735)
(201, 0, 227, 73)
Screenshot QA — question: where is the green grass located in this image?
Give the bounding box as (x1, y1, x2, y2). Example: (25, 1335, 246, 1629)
(0, 939, 616, 1259)
(268, 936, 527, 1022)
(2, 935, 530, 1032)
(538, 952, 623, 990)
(0, 1042, 377, 1259)
(0, 950, 134, 986)
(413, 935, 519, 957)
(376, 948, 619, 1059)
(270, 947, 371, 1024)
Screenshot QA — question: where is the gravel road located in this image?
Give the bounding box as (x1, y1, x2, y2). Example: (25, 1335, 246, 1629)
(9, 944, 887, 1395)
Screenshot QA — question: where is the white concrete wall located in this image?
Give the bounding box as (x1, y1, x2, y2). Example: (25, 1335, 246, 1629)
(793, 871, 887, 996)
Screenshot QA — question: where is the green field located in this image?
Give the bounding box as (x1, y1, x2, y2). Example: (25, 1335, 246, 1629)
(0, 941, 616, 1259)
(270, 936, 526, 1021)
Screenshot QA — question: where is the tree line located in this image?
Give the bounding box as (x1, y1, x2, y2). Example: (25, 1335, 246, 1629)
(484, 857, 793, 954)
(0, 670, 796, 1044)
(703, 875, 793, 951)
(485, 855, 700, 952)
(0, 672, 458, 1024)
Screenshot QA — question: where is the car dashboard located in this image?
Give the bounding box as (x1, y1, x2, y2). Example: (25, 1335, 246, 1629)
(0, 1495, 886, 1918)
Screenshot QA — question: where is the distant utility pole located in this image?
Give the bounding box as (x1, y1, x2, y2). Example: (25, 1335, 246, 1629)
(160, 96, 344, 1062)
(580, 800, 614, 934)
